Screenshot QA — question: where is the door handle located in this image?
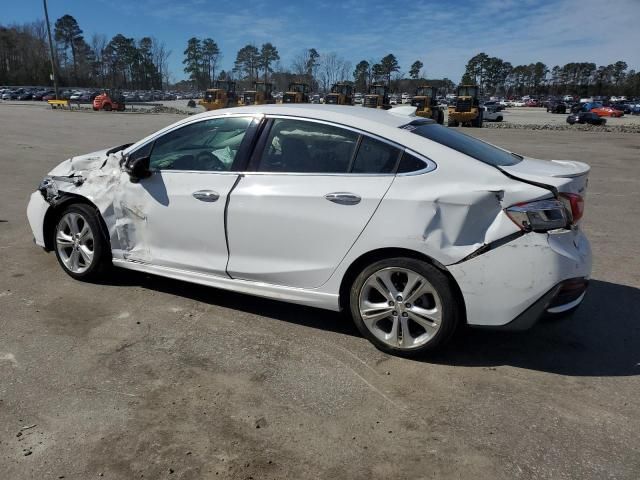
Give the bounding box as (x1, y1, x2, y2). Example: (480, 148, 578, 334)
(324, 192, 361, 205)
(192, 190, 220, 202)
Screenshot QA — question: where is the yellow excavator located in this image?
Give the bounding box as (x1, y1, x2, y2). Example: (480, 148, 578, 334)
(363, 84, 391, 109)
(411, 85, 444, 124)
(324, 83, 353, 105)
(282, 82, 310, 103)
(198, 81, 238, 111)
(242, 81, 275, 105)
(447, 84, 483, 127)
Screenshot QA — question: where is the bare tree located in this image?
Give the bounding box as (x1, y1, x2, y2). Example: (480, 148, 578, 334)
(317, 52, 350, 92)
(152, 37, 171, 89)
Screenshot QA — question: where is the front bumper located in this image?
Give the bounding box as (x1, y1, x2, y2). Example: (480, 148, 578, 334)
(27, 190, 50, 248)
(448, 229, 592, 328)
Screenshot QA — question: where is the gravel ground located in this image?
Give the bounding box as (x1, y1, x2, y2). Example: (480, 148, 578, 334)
(1, 104, 639, 479)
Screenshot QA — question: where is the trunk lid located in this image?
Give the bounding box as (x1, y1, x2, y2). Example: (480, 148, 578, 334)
(499, 156, 590, 196)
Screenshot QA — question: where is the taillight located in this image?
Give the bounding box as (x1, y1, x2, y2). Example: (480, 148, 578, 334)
(505, 199, 569, 232)
(560, 193, 584, 223)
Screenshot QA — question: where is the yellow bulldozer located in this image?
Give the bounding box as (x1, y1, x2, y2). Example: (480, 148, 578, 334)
(198, 81, 238, 111)
(363, 84, 391, 109)
(324, 83, 353, 105)
(411, 85, 444, 124)
(447, 84, 483, 127)
(282, 82, 310, 103)
(242, 81, 276, 105)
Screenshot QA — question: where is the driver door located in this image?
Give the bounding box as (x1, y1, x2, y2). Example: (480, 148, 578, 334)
(117, 116, 256, 276)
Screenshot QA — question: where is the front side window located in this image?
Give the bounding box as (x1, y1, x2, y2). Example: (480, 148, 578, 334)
(149, 117, 252, 171)
(257, 119, 358, 173)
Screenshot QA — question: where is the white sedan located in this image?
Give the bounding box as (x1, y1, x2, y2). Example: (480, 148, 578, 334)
(27, 105, 591, 355)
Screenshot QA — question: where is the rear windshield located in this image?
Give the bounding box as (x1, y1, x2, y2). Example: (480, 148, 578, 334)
(400, 121, 522, 166)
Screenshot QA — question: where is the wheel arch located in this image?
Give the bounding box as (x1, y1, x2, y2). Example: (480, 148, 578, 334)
(337, 247, 467, 324)
(42, 193, 110, 252)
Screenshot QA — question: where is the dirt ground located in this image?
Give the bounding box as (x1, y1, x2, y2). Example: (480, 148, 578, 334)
(1, 104, 639, 479)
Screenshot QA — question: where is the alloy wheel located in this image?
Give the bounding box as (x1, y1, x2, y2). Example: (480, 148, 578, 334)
(358, 267, 442, 350)
(55, 212, 95, 274)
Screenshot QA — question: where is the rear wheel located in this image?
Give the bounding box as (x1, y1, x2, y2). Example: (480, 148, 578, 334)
(103, 103, 112, 111)
(53, 204, 111, 280)
(447, 118, 459, 127)
(349, 258, 459, 356)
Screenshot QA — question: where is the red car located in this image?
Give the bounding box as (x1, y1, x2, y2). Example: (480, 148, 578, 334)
(525, 99, 540, 107)
(591, 106, 624, 117)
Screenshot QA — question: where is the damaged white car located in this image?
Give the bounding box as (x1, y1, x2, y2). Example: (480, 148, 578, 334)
(27, 105, 591, 355)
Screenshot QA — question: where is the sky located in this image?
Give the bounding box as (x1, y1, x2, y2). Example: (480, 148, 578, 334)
(4, 0, 640, 83)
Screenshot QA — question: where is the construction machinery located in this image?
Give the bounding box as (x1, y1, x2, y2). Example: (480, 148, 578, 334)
(92, 90, 125, 111)
(447, 85, 483, 127)
(198, 81, 238, 111)
(242, 81, 275, 105)
(363, 84, 391, 109)
(324, 83, 354, 105)
(282, 82, 310, 103)
(411, 85, 444, 124)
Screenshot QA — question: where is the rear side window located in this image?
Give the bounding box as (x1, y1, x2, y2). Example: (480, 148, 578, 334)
(397, 152, 428, 173)
(351, 136, 401, 174)
(401, 121, 521, 166)
(257, 119, 358, 173)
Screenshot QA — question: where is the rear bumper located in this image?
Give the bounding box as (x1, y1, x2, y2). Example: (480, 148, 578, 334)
(448, 229, 592, 328)
(490, 277, 588, 331)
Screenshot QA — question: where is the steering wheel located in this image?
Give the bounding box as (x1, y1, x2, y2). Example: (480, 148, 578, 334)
(196, 151, 226, 171)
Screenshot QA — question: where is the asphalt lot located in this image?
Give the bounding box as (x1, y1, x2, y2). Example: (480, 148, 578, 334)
(1, 104, 639, 479)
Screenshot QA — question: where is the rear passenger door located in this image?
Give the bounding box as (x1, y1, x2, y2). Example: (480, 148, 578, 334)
(226, 117, 401, 289)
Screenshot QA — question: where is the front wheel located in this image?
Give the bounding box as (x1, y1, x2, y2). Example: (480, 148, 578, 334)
(103, 103, 112, 111)
(349, 258, 460, 356)
(53, 204, 111, 280)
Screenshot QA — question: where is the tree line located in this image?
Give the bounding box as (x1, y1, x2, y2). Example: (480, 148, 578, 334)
(2, 14, 638, 97)
(462, 52, 640, 97)
(0, 15, 170, 89)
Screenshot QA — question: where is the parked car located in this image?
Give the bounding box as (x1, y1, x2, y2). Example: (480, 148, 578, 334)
(28, 105, 591, 356)
(17, 91, 33, 100)
(566, 112, 606, 125)
(482, 106, 504, 122)
(546, 100, 567, 114)
(591, 106, 623, 117)
(632, 103, 640, 115)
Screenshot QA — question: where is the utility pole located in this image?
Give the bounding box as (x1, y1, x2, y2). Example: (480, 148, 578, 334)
(43, 0, 59, 99)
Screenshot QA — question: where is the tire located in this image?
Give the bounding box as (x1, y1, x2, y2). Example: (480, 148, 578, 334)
(53, 204, 111, 281)
(447, 119, 458, 127)
(349, 258, 460, 356)
(103, 103, 112, 111)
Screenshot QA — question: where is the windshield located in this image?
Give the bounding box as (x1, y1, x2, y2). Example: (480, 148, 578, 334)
(371, 86, 386, 96)
(416, 87, 433, 97)
(457, 86, 477, 97)
(256, 83, 269, 93)
(400, 121, 522, 167)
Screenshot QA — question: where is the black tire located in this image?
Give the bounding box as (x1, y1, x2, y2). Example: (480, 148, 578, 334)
(53, 203, 111, 281)
(349, 257, 460, 356)
(447, 119, 458, 127)
(496, 116, 503, 122)
(103, 103, 112, 111)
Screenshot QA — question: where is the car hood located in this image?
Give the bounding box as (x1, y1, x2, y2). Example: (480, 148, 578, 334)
(48, 147, 123, 176)
(499, 157, 590, 195)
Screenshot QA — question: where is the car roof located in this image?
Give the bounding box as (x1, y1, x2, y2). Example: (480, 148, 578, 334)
(192, 104, 412, 134)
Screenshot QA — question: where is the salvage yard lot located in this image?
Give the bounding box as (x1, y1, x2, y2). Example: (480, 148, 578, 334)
(1, 104, 639, 479)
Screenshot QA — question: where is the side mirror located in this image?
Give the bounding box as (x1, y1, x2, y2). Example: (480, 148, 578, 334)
(126, 156, 152, 182)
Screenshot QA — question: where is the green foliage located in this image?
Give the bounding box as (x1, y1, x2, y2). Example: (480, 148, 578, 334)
(409, 60, 423, 80)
